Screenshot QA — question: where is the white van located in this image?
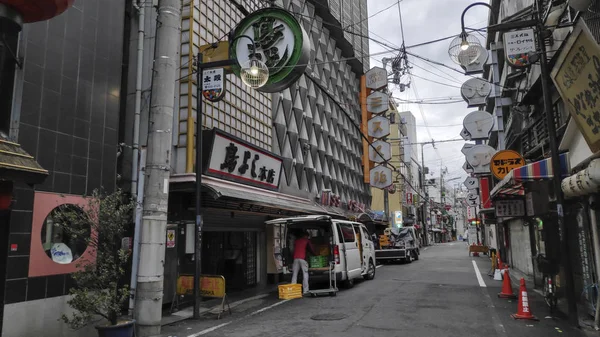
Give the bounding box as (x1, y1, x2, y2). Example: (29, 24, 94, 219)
(267, 215, 376, 288)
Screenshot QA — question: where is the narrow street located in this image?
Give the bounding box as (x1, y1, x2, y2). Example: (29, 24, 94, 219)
(162, 243, 590, 337)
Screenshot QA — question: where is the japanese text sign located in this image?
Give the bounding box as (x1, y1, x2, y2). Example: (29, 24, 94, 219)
(490, 150, 525, 180)
(200, 275, 226, 298)
(206, 130, 282, 191)
(494, 199, 525, 218)
(369, 165, 392, 189)
(504, 29, 536, 67)
(551, 20, 600, 153)
(202, 68, 226, 102)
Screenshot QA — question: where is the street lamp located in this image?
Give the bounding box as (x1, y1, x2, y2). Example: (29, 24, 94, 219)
(193, 35, 268, 319)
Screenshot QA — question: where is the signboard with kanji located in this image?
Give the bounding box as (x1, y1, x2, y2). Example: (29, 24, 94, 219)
(367, 116, 391, 138)
(365, 66, 388, 90)
(490, 150, 525, 180)
(366, 91, 389, 114)
(504, 29, 536, 67)
(551, 20, 600, 153)
(202, 68, 226, 102)
(495, 199, 526, 218)
(166, 229, 176, 248)
(369, 165, 392, 189)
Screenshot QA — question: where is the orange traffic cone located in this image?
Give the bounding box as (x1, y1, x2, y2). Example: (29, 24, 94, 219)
(498, 255, 504, 270)
(511, 278, 538, 320)
(498, 269, 517, 299)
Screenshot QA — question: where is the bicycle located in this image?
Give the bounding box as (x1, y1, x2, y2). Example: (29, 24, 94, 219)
(536, 254, 559, 313)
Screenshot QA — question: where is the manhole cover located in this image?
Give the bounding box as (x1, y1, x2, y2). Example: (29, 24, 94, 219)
(310, 313, 348, 321)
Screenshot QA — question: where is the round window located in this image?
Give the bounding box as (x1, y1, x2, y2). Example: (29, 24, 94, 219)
(40, 204, 90, 264)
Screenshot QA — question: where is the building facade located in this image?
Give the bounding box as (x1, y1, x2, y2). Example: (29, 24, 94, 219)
(0, 0, 126, 336)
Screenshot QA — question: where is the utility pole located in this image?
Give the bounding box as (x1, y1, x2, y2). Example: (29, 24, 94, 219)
(535, 0, 577, 324)
(135, 1, 181, 336)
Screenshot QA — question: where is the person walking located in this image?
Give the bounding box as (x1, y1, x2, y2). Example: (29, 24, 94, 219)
(291, 231, 316, 294)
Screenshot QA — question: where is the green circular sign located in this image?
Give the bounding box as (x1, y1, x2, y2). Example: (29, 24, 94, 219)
(231, 7, 310, 93)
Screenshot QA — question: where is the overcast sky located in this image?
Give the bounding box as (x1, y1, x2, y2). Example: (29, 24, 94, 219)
(367, 0, 490, 191)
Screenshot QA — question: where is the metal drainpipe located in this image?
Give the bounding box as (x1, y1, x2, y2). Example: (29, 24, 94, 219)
(587, 195, 600, 329)
(128, 0, 145, 316)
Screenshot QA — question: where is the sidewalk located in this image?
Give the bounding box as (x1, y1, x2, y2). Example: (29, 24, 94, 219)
(161, 284, 278, 326)
(474, 256, 599, 337)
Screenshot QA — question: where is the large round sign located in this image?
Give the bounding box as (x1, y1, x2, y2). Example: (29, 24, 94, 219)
(490, 150, 525, 180)
(231, 8, 310, 93)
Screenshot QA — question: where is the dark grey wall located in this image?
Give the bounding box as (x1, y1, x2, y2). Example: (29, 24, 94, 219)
(17, 0, 125, 196)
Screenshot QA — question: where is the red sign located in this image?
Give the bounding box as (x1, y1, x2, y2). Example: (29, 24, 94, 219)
(10, 244, 17, 252)
(479, 177, 492, 209)
(406, 193, 413, 205)
(445, 205, 451, 211)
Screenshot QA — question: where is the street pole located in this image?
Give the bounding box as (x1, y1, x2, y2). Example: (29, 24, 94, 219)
(384, 188, 390, 226)
(194, 53, 204, 319)
(535, 0, 578, 324)
(421, 143, 429, 246)
(135, 0, 181, 335)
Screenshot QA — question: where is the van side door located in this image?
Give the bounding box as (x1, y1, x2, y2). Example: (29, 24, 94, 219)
(360, 225, 374, 264)
(337, 222, 362, 279)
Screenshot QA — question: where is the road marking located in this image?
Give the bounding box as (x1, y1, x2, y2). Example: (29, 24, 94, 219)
(423, 247, 429, 251)
(188, 322, 231, 337)
(376, 265, 383, 269)
(187, 299, 291, 337)
(472, 260, 487, 287)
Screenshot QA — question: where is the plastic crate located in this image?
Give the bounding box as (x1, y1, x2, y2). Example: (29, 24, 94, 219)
(309, 255, 327, 268)
(278, 283, 303, 300)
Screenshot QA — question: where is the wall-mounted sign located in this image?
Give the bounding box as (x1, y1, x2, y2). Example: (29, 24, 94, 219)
(463, 177, 479, 190)
(367, 116, 391, 138)
(394, 211, 403, 228)
(463, 111, 495, 140)
(463, 161, 474, 174)
(466, 192, 480, 206)
(461, 78, 492, 107)
(369, 140, 391, 163)
(479, 177, 492, 209)
(406, 192, 413, 205)
(551, 20, 600, 153)
(504, 29, 535, 68)
(467, 206, 476, 220)
(460, 128, 471, 141)
(204, 129, 283, 191)
(366, 91, 389, 114)
(461, 143, 475, 155)
(231, 7, 310, 93)
(202, 68, 226, 102)
(370, 165, 393, 189)
(490, 150, 525, 180)
(365, 66, 388, 90)
(495, 199, 525, 218)
(167, 229, 176, 248)
(460, 44, 489, 75)
(465, 145, 496, 174)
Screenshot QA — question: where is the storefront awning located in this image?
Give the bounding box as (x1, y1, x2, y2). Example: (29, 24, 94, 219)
(0, 137, 48, 185)
(170, 174, 330, 215)
(490, 152, 570, 198)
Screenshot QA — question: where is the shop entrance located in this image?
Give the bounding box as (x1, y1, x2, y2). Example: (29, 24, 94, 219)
(202, 231, 257, 292)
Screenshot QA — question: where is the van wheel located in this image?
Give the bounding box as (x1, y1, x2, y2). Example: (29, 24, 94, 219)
(413, 250, 419, 261)
(343, 278, 355, 289)
(405, 253, 413, 264)
(364, 259, 376, 280)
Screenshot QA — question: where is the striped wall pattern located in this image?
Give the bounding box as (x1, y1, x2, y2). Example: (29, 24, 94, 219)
(273, 0, 371, 205)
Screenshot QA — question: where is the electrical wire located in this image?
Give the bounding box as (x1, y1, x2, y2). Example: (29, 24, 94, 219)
(345, 0, 401, 31)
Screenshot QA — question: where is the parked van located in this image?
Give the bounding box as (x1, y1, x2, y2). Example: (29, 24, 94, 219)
(267, 215, 376, 288)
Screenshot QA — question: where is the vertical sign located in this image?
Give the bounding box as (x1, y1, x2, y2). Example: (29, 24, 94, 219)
(202, 68, 226, 102)
(479, 177, 492, 209)
(504, 29, 536, 67)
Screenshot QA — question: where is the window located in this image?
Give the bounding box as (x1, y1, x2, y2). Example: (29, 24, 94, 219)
(40, 204, 90, 265)
(337, 223, 355, 243)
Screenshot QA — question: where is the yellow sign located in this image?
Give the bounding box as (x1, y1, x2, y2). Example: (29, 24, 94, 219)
(199, 41, 232, 72)
(490, 150, 524, 180)
(551, 20, 600, 153)
(176, 274, 226, 298)
(176, 275, 194, 295)
(200, 275, 226, 298)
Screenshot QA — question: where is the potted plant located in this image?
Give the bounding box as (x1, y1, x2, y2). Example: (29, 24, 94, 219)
(55, 188, 136, 337)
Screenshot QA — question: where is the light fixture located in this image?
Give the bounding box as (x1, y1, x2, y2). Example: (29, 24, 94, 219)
(460, 35, 470, 51)
(448, 33, 482, 66)
(240, 56, 269, 89)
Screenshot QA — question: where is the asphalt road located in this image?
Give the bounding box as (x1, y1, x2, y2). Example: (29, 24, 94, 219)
(161, 243, 592, 337)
